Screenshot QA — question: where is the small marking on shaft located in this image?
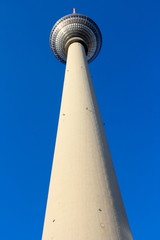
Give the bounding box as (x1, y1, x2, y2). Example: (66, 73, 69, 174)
(86, 107, 95, 113)
(100, 223, 105, 228)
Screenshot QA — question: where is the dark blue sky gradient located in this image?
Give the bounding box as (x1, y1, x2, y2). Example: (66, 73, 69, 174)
(0, 0, 159, 239)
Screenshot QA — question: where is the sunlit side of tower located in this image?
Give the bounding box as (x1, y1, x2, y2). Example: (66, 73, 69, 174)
(42, 10, 133, 240)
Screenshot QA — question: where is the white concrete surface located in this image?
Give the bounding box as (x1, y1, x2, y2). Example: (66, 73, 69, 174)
(42, 42, 133, 240)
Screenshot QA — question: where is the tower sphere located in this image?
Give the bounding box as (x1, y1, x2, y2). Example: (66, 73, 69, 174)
(50, 13, 102, 63)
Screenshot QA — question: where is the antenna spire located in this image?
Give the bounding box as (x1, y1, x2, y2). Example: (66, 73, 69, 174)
(72, 8, 76, 14)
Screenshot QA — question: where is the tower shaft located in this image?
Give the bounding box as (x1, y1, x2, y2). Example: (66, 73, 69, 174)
(42, 42, 132, 239)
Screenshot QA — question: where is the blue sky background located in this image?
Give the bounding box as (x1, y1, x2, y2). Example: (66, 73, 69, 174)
(0, 0, 159, 239)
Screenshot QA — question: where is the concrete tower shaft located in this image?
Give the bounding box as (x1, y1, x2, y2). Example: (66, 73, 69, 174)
(42, 12, 133, 240)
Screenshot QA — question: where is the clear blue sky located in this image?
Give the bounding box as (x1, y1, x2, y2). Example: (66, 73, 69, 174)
(0, 0, 159, 239)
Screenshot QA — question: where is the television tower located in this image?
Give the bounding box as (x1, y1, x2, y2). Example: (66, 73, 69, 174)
(42, 10, 133, 240)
